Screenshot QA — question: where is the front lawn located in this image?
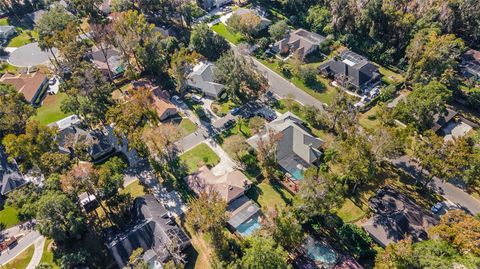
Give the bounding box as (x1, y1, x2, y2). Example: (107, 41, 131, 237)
(121, 179, 146, 198)
(178, 118, 197, 137)
(7, 30, 38, 47)
(31, 93, 72, 125)
(0, 205, 20, 228)
(40, 239, 59, 269)
(4, 244, 34, 269)
(211, 100, 236, 117)
(211, 23, 243, 44)
(180, 143, 220, 173)
(256, 57, 338, 105)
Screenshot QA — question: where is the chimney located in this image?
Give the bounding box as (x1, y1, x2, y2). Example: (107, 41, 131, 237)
(344, 63, 348, 76)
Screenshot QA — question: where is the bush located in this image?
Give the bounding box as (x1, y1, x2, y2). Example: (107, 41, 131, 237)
(378, 84, 397, 102)
(338, 223, 376, 259)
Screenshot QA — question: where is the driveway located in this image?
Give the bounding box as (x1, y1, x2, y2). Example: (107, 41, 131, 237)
(391, 155, 480, 215)
(8, 42, 57, 67)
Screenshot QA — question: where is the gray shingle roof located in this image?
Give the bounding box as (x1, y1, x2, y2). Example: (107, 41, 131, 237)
(187, 62, 225, 98)
(107, 195, 190, 268)
(0, 147, 26, 196)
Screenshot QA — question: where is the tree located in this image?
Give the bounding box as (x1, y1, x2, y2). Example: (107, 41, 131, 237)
(241, 236, 289, 269)
(39, 152, 73, 176)
(272, 207, 304, 250)
(268, 20, 289, 41)
(393, 80, 451, 132)
(336, 133, 377, 193)
(0, 84, 35, 138)
(295, 167, 344, 222)
(214, 51, 268, 104)
(190, 23, 230, 61)
(429, 210, 480, 257)
(325, 91, 357, 136)
(169, 48, 201, 93)
(110, 0, 134, 12)
(374, 237, 416, 269)
(256, 130, 282, 181)
(338, 223, 375, 259)
(222, 135, 249, 162)
(36, 191, 85, 243)
(125, 248, 149, 269)
(405, 28, 465, 84)
(248, 116, 265, 134)
(142, 124, 181, 175)
(2, 121, 58, 172)
(227, 12, 261, 41)
(297, 65, 317, 85)
(370, 127, 408, 160)
(306, 5, 331, 34)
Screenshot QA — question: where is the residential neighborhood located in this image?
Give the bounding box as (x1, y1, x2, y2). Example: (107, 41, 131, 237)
(0, 0, 479, 269)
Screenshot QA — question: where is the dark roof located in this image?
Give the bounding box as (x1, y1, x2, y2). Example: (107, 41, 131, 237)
(0, 147, 27, 196)
(362, 187, 438, 247)
(107, 195, 190, 268)
(432, 108, 458, 132)
(319, 50, 381, 89)
(57, 125, 114, 162)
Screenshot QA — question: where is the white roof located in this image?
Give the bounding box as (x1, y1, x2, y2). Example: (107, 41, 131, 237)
(187, 62, 225, 97)
(49, 114, 81, 130)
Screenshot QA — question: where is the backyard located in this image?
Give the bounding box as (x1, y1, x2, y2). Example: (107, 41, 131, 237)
(246, 182, 294, 211)
(121, 179, 147, 198)
(31, 93, 72, 126)
(180, 143, 220, 173)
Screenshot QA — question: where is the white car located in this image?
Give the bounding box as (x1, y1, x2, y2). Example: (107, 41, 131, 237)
(171, 95, 184, 105)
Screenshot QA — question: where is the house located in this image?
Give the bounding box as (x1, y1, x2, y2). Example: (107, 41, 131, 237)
(362, 187, 438, 248)
(186, 166, 252, 204)
(0, 72, 48, 105)
(271, 29, 326, 60)
(151, 87, 178, 121)
(107, 195, 191, 268)
(0, 25, 15, 41)
(225, 8, 271, 31)
(460, 49, 480, 80)
(53, 116, 116, 163)
(198, 0, 231, 11)
(0, 146, 27, 203)
(78, 192, 98, 213)
(28, 10, 47, 25)
(431, 108, 458, 133)
(186, 62, 225, 99)
(319, 50, 381, 91)
(247, 112, 324, 180)
(186, 166, 262, 236)
(90, 48, 125, 79)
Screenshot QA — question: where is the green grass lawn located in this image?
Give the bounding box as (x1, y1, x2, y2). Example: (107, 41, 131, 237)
(180, 143, 220, 173)
(39, 239, 59, 269)
(336, 199, 368, 223)
(31, 93, 72, 126)
(358, 105, 381, 131)
(0, 17, 9, 26)
(178, 118, 197, 137)
(0, 62, 18, 74)
(0, 205, 20, 228)
(211, 23, 243, 44)
(246, 182, 294, 210)
(256, 57, 337, 105)
(211, 100, 236, 117)
(7, 30, 38, 47)
(121, 179, 147, 198)
(379, 67, 404, 86)
(4, 244, 35, 269)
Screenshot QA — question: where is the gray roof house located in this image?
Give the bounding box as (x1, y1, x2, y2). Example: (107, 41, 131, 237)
(0, 147, 27, 202)
(319, 50, 381, 90)
(91, 48, 125, 79)
(460, 49, 480, 80)
(52, 116, 116, 164)
(199, 0, 231, 11)
(186, 62, 225, 98)
(271, 29, 326, 60)
(247, 112, 323, 180)
(362, 187, 438, 248)
(0, 25, 15, 40)
(107, 195, 191, 268)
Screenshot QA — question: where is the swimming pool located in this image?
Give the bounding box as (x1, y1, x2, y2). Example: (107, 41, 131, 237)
(236, 214, 261, 236)
(305, 237, 338, 267)
(289, 168, 304, 180)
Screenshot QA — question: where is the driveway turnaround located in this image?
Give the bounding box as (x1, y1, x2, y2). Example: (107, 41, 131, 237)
(8, 42, 57, 67)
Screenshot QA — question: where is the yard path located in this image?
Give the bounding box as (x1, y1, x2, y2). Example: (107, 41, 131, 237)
(25, 236, 46, 269)
(207, 139, 236, 176)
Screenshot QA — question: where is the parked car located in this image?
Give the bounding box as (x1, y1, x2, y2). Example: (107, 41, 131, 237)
(191, 94, 203, 103)
(256, 107, 277, 121)
(223, 119, 235, 129)
(171, 95, 184, 105)
(48, 77, 57, 85)
(230, 107, 240, 115)
(431, 202, 443, 213)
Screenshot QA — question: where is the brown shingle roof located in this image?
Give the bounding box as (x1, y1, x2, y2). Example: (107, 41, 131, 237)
(0, 72, 47, 103)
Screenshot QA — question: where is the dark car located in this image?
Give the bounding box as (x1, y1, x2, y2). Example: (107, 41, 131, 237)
(230, 107, 240, 115)
(223, 119, 236, 129)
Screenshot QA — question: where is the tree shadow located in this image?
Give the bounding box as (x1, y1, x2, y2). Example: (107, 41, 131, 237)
(271, 182, 293, 206)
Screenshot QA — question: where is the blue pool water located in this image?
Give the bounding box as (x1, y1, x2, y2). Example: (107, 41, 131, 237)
(289, 168, 304, 180)
(236, 214, 261, 236)
(306, 238, 338, 266)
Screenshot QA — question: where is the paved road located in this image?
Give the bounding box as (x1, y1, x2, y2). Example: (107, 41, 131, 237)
(251, 57, 326, 109)
(0, 230, 41, 265)
(391, 155, 480, 215)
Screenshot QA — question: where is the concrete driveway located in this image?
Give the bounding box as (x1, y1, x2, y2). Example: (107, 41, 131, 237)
(8, 42, 57, 67)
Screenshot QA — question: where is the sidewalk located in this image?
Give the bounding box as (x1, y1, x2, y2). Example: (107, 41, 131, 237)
(26, 236, 46, 269)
